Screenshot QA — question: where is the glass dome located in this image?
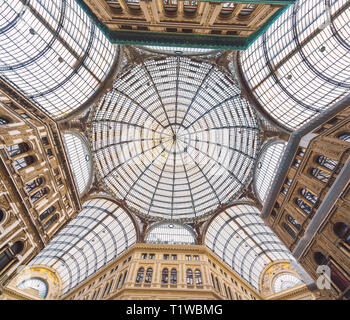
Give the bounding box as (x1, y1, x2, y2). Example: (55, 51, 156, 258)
(272, 273, 303, 293)
(90, 56, 260, 221)
(145, 222, 196, 245)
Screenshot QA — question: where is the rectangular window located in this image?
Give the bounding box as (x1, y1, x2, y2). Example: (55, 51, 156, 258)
(141, 253, 147, 259)
(185, 255, 191, 261)
(172, 255, 177, 260)
(164, 254, 169, 260)
(149, 254, 155, 259)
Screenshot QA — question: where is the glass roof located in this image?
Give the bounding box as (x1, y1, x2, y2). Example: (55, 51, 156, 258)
(241, 0, 350, 131)
(272, 273, 303, 293)
(29, 198, 137, 294)
(62, 133, 92, 195)
(205, 204, 295, 290)
(91, 56, 260, 221)
(139, 46, 219, 56)
(145, 222, 196, 245)
(0, 0, 116, 119)
(254, 141, 286, 204)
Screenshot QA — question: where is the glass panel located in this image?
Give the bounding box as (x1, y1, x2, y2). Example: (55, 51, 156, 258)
(145, 223, 196, 245)
(255, 141, 286, 204)
(63, 133, 92, 194)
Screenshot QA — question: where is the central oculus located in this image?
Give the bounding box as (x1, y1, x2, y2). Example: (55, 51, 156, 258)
(90, 56, 260, 221)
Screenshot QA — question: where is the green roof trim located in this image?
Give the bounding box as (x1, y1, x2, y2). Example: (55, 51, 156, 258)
(75, 0, 294, 50)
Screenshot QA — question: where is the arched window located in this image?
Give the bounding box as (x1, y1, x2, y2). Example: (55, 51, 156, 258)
(136, 267, 144, 283)
(287, 215, 301, 231)
(30, 188, 48, 203)
(161, 268, 169, 284)
(13, 156, 35, 170)
(39, 206, 55, 221)
(310, 168, 330, 183)
(121, 271, 128, 286)
(195, 269, 202, 285)
(0, 209, 4, 223)
(283, 223, 296, 239)
(297, 148, 306, 157)
(106, 279, 114, 297)
(216, 277, 221, 293)
(295, 199, 311, 215)
(317, 156, 337, 171)
(7, 143, 30, 157)
(25, 177, 43, 193)
(0, 241, 24, 273)
(0, 117, 10, 125)
(186, 269, 193, 285)
(239, 4, 256, 16)
(116, 274, 123, 289)
(333, 222, 350, 246)
(211, 273, 216, 289)
(145, 268, 153, 283)
(183, 0, 197, 15)
(314, 252, 327, 265)
(220, 2, 235, 16)
(170, 268, 177, 284)
(228, 286, 233, 300)
(11, 241, 24, 255)
(292, 159, 301, 168)
(101, 282, 109, 298)
(224, 283, 228, 297)
(338, 133, 350, 142)
(164, 0, 177, 14)
(300, 188, 317, 204)
(43, 213, 58, 231)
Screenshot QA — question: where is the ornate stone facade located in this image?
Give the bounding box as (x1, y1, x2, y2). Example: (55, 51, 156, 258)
(78, 0, 291, 48)
(0, 85, 81, 293)
(263, 105, 350, 299)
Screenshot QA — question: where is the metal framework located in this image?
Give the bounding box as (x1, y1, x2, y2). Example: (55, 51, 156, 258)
(90, 56, 261, 221)
(254, 140, 286, 204)
(239, 0, 350, 131)
(29, 198, 137, 294)
(62, 132, 93, 195)
(205, 203, 295, 290)
(0, 0, 117, 119)
(145, 222, 196, 245)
